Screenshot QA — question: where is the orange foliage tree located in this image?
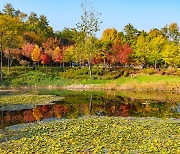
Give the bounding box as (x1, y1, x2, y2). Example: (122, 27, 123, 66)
(52, 46, 63, 63)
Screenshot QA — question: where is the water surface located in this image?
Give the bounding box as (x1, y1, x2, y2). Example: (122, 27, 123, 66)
(0, 89, 179, 129)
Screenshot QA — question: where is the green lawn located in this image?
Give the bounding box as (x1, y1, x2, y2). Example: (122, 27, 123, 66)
(0, 66, 180, 92)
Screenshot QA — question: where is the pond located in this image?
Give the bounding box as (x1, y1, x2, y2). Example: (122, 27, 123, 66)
(0, 89, 179, 129)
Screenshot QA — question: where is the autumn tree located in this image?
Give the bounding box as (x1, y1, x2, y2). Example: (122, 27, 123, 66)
(31, 45, 41, 68)
(52, 46, 64, 64)
(134, 34, 148, 67)
(42, 37, 61, 59)
(22, 43, 35, 58)
(161, 42, 180, 67)
(76, 0, 102, 78)
(146, 35, 166, 68)
(101, 28, 121, 67)
(4, 48, 21, 66)
(63, 45, 77, 66)
(0, 14, 24, 75)
(40, 53, 50, 65)
(116, 44, 132, 64)
(101, 28, 119, 44)
(106, 43, 131, 67)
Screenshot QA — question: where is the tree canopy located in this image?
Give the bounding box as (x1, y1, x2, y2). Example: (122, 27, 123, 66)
(0, 2, 180, 78)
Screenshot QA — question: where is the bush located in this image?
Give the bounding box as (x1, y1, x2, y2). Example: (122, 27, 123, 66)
(165, 68, 176, 75)
(92, 67, 99, 75)
(102, 71, 121, 80)
(123, 70, 130, 77)
(176, 70, 180, 76)
(158, 69, 166, 75)
(96, 68, 104, 76)
(143, 68, 157, 75)
(60, 67, 90, 79)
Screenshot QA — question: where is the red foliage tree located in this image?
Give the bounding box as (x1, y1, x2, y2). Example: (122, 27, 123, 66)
(92, 53, 104, 65)
(116, 43, 131, 64)
(40, 53, 50, 64)
(107, 43, 132, 66)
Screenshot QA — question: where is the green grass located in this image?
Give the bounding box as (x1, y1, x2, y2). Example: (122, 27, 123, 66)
(0, 66, 180, 92)
(116, 74, 180, 85)
(0, 116, 179, 153)
(0, 66, 73, 87)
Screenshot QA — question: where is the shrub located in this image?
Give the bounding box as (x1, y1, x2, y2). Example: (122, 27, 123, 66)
(96, 68, 104, 76)
(92, 67, 99, 75)
(143, 68, 157, 75)
(165, 68, 176, 75)
(102, 71, 121, 80)
(158, 69, 166, 75)
(176, 70, 180, 76)
(123, 70, 130, 77)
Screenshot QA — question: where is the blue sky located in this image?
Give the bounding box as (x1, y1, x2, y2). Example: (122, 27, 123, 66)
(0, 0, 180, 37)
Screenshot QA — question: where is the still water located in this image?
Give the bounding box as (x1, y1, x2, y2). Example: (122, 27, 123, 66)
(0, 89, 179, 129)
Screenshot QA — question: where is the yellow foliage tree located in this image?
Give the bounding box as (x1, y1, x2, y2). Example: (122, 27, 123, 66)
(31, 45, 41, 62)
(63, 45, 77, 63)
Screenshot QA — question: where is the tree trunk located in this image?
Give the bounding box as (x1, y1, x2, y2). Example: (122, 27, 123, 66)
(88, 59, 92, 78)
(103, 58, 106, 69)
(154, 60, 157, 69)
(32, 62, 36, 70)
(0, 50, 3, 81)
(8, 52, 10, 75)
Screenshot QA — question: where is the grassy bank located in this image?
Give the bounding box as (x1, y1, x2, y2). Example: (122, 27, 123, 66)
(0, 117, 179, 153)
(0, 66, 180, 93)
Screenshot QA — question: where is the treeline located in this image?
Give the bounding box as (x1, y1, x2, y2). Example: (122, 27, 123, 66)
(0, 3, 180, 73)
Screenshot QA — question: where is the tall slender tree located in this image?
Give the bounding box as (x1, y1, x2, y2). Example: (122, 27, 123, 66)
(76, 0, 102, 78)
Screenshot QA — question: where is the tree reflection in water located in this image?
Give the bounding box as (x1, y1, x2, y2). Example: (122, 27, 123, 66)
(0, 93, 179, 129)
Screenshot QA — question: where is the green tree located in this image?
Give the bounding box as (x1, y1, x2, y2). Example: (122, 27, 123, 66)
(55, 28, 78, 46)
(2, 3, 27, 20)
(24, 13, 54, 45)
(123, 23, 140, 46)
